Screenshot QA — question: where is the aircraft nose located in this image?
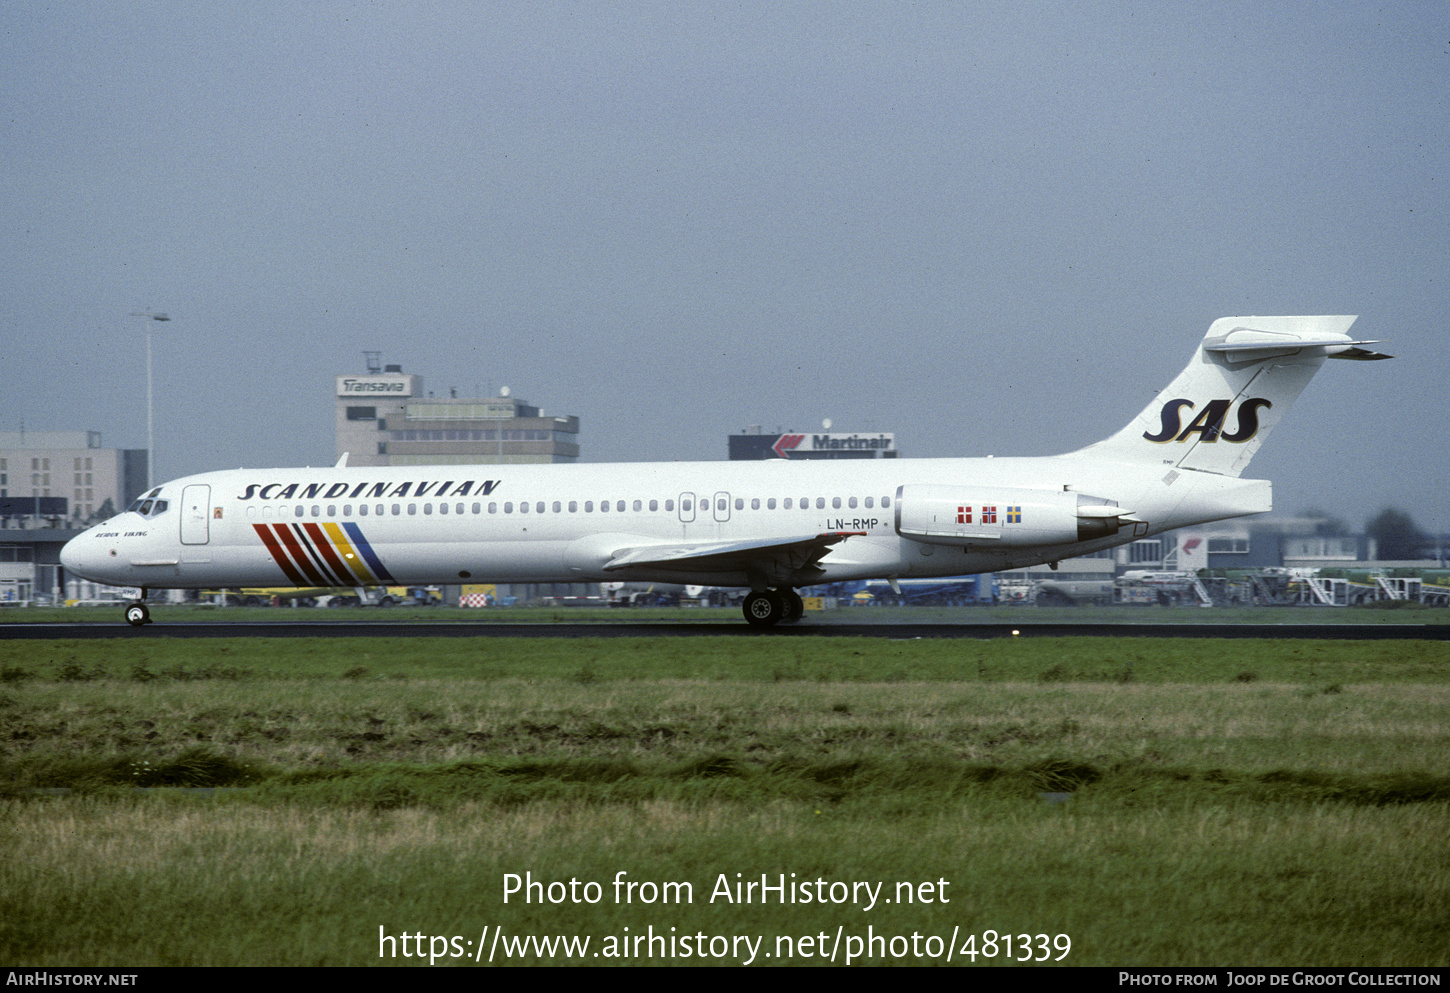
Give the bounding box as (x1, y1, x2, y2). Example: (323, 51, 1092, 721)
(60, 533, 103, 582)
(60, 535, 84, 574)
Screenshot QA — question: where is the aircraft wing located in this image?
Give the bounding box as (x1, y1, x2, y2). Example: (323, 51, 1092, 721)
(602, 531, 866, 578)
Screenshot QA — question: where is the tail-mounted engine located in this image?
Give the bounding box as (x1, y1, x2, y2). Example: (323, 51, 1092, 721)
(894, 484, 1131, 548)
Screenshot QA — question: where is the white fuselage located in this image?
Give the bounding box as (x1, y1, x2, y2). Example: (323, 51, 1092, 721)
(61, 314, 1385, 614)
(59, 453, 1270, 592)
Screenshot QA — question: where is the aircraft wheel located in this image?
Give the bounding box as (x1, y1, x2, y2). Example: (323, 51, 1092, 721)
(124, 602, 150, 627)
(780, 589, 804, 623)
(742, 590, 784, 628)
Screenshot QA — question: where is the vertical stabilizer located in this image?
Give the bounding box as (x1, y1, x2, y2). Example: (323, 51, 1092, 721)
(1070, 316, 1385, 477)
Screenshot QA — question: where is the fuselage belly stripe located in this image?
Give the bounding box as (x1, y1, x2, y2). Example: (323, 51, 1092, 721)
(341, 522, 397, 583)
(304, 522, 364, 585)
(289, 524, 350, 586)
(272, 524, 334, 586)
(252, 523, 309, 586)
(321, 522, 375, 584)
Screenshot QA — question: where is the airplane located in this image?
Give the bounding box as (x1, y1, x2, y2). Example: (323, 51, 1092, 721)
(60, 315, 1390, 628)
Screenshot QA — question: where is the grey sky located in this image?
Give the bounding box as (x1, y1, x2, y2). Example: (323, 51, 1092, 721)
(5, 1, 1446, 531)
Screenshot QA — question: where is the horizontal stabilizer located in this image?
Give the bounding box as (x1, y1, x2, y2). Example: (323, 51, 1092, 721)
(1205, 338, 1392, 360)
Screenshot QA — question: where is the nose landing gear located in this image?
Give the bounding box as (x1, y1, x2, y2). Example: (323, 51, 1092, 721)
(125, 590, 152, 627)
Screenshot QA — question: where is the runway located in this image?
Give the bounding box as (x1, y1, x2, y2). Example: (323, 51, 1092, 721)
(5, 620, 1449, 639)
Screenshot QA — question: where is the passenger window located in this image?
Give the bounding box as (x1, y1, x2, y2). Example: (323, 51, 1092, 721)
(392, 504, 401, 516)
(649, 500, 658, 512)
(750, 498, 759, 510)
(553, 501, 562, 513)
(408, 504, 417, 516)
(328, 505, 337, 516)
(832, 497, 841, 509)
(816, 498, 825, 509)
(585, 501, 594, 512)
(865, 497, 873, 509)
(848, 497, 857, 509)
(882, 496, 891, 508)
(472, 503, 481, 514)
(295, 506, 305, 518)
(504, 502, 514, 513)
(601, 500, 610, 513)
(569, 501, 578, 512)
(783, 498, 792, 510)
(519, 502, 528, 514)
(665, 499, 674, 512)
(538, 502, 546, 514)
(633, 500, 642, 512)
(424, 503, 433, 515)
(488, 502, 497, 513)
(767, 498, 776, 510)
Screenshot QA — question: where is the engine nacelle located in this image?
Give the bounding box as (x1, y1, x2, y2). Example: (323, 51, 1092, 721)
(894, 484, 1129, 548)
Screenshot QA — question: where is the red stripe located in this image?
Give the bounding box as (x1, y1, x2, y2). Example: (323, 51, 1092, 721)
(271, 524, 331, 586)
(303, 522, 356, 585)
(252, 524, 308, 585)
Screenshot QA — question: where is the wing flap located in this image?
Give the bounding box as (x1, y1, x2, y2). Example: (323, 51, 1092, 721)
(603, 531, 864, 576)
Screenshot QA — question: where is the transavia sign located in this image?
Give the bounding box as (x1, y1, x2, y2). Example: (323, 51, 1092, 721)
(336, 375, 418, 397)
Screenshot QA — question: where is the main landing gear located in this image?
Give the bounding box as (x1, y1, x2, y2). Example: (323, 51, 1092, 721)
(741, 588, 804, 628)
(125, 590, 152, 627)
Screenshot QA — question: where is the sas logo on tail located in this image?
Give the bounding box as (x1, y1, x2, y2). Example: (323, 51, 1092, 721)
(1143, 398, 1272, 444)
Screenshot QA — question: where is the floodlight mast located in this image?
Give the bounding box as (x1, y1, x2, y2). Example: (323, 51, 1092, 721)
(130, 311, 172, 490)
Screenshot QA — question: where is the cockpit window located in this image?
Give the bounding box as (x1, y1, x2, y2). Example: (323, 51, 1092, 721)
(127, 497, 170, 519)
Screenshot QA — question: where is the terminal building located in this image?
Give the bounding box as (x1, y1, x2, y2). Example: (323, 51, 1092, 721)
(0, 430, 146, 525)
(0, 431, 147, 604)
(335, 356, 579, 467)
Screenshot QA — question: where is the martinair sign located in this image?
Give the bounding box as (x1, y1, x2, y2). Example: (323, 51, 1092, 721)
(336, 374, 420, 398)
(729, 432, 897, 460)
(771, 433, 896, 458)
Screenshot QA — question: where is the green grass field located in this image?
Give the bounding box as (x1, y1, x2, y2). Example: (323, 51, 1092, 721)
(2, 635, 1446, 967)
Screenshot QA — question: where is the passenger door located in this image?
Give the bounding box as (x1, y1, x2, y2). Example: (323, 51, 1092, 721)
(180, 485, 210, 545)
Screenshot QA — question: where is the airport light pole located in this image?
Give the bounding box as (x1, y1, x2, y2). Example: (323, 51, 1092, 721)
(130, 311, 172, 490)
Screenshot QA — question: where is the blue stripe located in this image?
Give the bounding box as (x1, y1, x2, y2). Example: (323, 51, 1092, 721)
(341, 522, 397, 583)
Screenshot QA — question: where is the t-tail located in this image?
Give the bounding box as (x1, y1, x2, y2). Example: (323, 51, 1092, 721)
(1072, 316, 1391, 477)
